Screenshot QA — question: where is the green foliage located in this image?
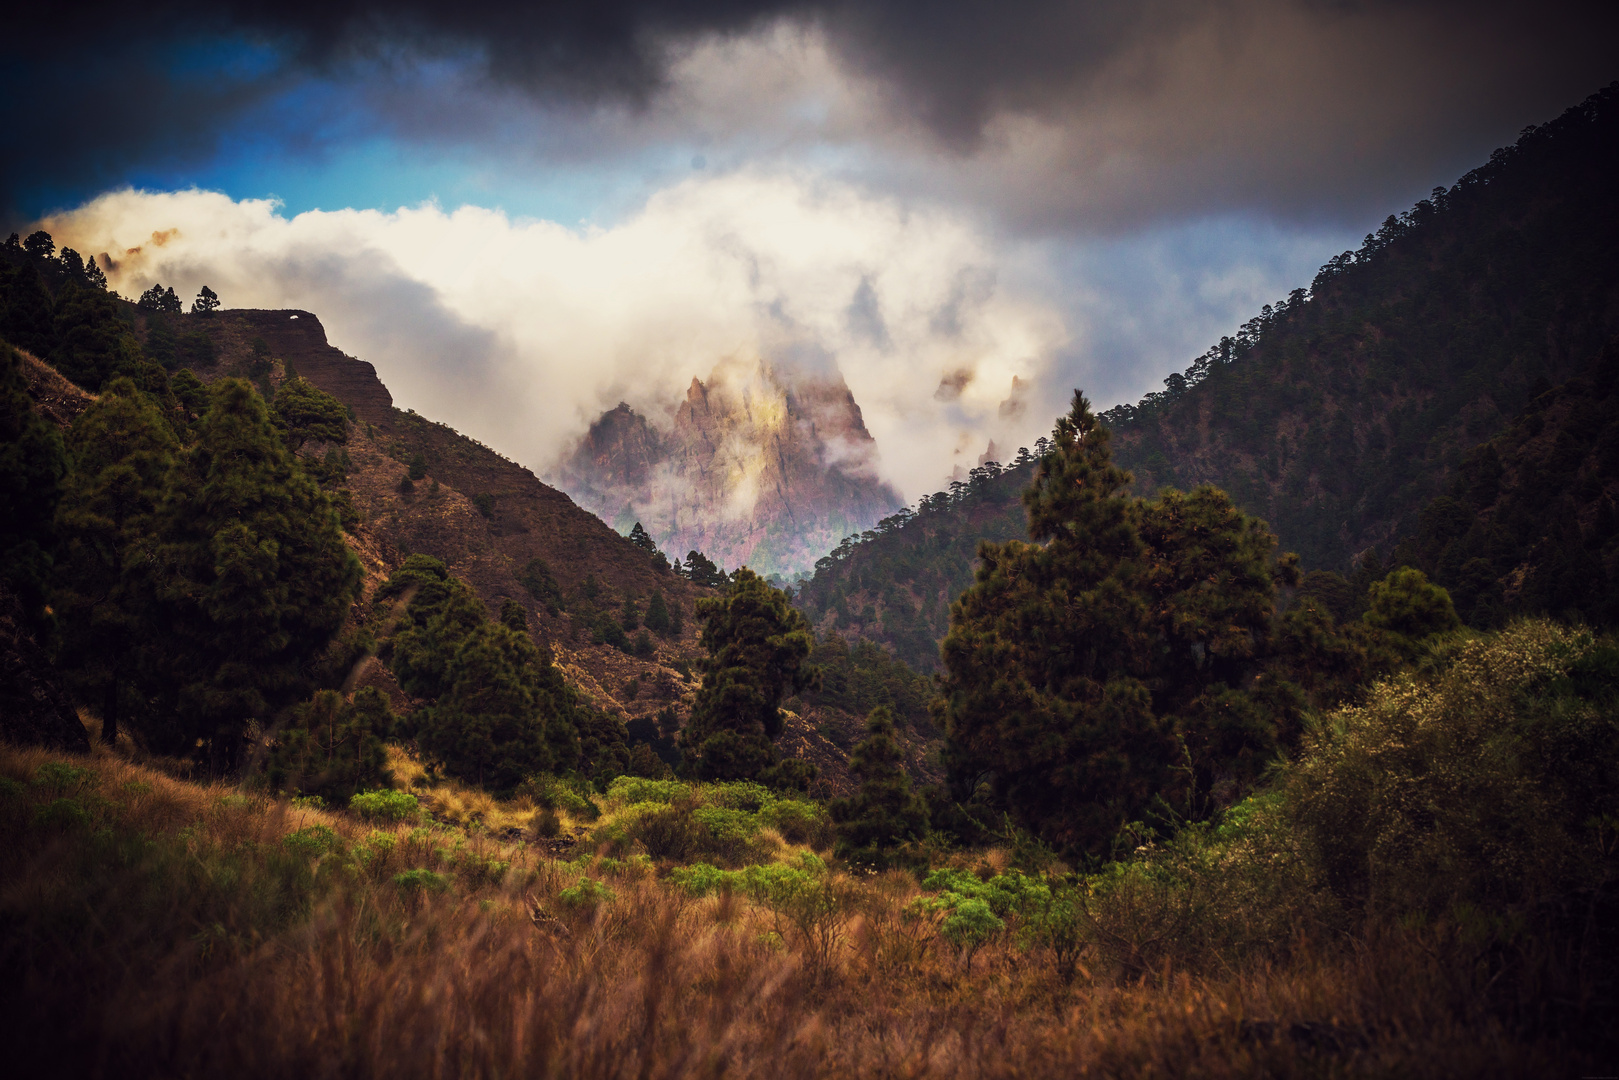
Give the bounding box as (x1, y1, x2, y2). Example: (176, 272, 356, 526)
(1385, 343, 1619, 630)
(627, 521, 660, 560)
(518, 557, 564, 614)
(1363, 567, 1461, 642)
(137, 284, 183, 314)
(52, 376, 178, 742)
(681, 549, 728, 587)
(829, 707, 928, 866)
(267, 688, 396, 801)
(191, 285, 219, 315)
(271, 375, 349, 452)
(393, 868, 451, 892)
(388, 559, 623, 789)
(51, 282, 143, 391)
(681, 568, 817, 784)
(1288, 620, 1619, 920)
(794, 461, 1036, 671)
(138, 378, 362, 763)
(281, 824, 341, 859)
(1099, 87, 1619, 576)
(413, 619, 566, 789)
(939, 393, 1321, 856)
(558, 876, 615, 910)
(32, 761, 92, 789)
(0, 263, 56, 355)
(644, 589, 672, 634)
(0, 344, 67, 619)
(349, 789, 421, 823)
(801, 633, 934, 729)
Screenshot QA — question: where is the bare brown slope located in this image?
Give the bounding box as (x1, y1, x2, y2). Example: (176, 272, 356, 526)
(177, 310, 857, 788)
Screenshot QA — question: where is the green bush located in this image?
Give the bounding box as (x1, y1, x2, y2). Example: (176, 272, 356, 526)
(349, 789, 420, 823)
(32, 797, 91, 831)
(393, 868, 451, 892)
(281, 824, 341, 859)
(604, 776, 689, 806)
(759, 798, 833, 847)
(558, 877, 614, 911)
(1288, 619, 1619, 921)
(32, 761, 91, 790)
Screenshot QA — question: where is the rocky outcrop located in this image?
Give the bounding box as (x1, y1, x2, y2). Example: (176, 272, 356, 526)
(554, 359, 903, 576)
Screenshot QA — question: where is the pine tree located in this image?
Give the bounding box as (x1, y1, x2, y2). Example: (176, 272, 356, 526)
(266, 687, 395, 799)
(681, 568, 815, 783)
(1, 264, 56, 356)
(51, 282, 144, 391)
(53, 378, 178, 743)
(939, 392, 1303, 855)
(416, 620, 554, 789)
(142, 378, 361, 766)
(0, 344, 67, 622)
(191, 285, 220, 314)
(628, 520, 658, 554)
(830, 706, 928, 867)
(388, 556, 488, 701)
(644, 589, 673, 634)
(271, 375, 349, 452)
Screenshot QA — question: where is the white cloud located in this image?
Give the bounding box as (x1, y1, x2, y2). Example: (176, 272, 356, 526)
(46, 174, 1068, 501)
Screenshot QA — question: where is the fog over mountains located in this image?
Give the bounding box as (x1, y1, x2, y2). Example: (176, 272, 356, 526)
(552, 357, 903, 576)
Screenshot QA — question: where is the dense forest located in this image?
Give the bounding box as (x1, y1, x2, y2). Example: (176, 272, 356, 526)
(794, 83, 1619, 668)
(1105, 84, 1619, 572)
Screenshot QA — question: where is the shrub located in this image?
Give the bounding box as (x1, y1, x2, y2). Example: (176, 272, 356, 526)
(1288, 620, 1619, 922)
(32, 797, 91, 831)
(604, 776, 688, 806)
(760, 798, 833, 847)
(281, 824, 341, 859)
(393, 868, 451, 892)
(558, 877, 614, 911)
(349, 789, 420, 823)
(33, 761, 92, 790)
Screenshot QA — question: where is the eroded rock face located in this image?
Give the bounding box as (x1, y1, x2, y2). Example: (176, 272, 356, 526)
(0, 585, 89, 752)
(555, 358, 903, 576)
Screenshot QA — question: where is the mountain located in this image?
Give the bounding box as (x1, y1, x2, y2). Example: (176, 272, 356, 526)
(1389, 340, 1619, 629)
(1103, 83, 1619, 573)
(793, 83, 1619, 667)
(793, 459, 1037, 671)
(3, 287, 936, 794)
(551, 357, 903, 577)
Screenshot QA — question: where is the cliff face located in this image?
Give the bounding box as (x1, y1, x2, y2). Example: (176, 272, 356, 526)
(554, 358, 903, 576)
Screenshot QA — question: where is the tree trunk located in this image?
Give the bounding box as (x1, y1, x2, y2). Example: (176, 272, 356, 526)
(101, 673, 120, 744)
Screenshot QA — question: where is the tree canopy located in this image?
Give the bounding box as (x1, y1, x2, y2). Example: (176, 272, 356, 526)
(681, 568, 816, 785)
(938, 392, 1314, 856)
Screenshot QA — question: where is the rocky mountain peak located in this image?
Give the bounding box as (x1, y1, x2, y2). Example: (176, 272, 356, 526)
(554, 358, 903, 576)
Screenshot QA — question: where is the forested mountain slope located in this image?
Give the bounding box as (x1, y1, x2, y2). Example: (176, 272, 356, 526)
(793, 458, 1036, 671)
(794, 83, 1619, 667)
(1105, 83, 1619, 572)
(1389, 341, 1619, 629)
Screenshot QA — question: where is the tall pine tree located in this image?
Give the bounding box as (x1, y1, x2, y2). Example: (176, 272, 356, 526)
(939, 392, 1304, 856)
(143, 378, 361, 766)
(53, 377, 178, 743)
(830, 706, 929, 867)
(681, 568, 815, 783)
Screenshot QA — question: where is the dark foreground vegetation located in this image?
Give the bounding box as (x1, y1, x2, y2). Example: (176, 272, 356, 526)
(4, 614, 1615, 1076)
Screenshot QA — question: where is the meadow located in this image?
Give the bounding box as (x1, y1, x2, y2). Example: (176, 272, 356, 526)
(5, 621, 1612, 1077)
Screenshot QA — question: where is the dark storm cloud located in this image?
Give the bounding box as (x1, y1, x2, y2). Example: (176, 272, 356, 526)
(6, 0, 1616, 226)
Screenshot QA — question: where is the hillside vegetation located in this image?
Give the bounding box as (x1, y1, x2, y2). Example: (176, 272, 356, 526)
(3, 613, 1614, 1074)
(792, 83, 1619, 668)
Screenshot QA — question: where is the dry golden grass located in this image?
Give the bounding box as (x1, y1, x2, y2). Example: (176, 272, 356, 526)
(0, 740, 1601, 1078)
